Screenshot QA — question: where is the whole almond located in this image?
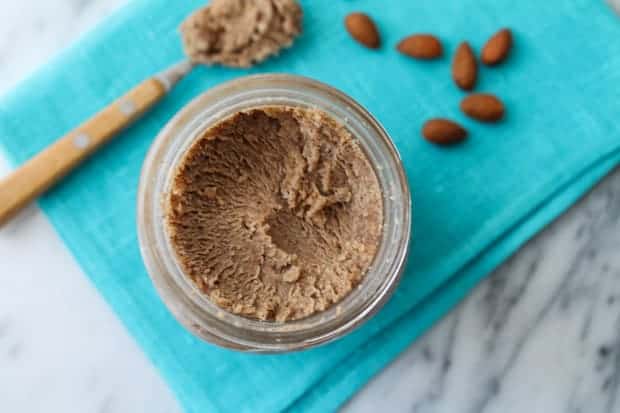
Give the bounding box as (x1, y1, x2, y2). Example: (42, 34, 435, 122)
(460, 94, 505, 122)
(452, 42, 477, 91)
(481, 28, 512, 66)
(345, 13, 381, 49)
(422, 119, 468, 145)
(397, 34, 443, 59)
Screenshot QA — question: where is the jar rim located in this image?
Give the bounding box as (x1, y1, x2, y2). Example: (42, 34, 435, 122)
(137, 74, 411, 352)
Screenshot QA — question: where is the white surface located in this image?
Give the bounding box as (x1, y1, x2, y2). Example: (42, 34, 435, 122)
(1, 1, 620, 413)
(0, 1, 180, 412)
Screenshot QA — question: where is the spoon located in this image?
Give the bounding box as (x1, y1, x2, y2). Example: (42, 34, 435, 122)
(0, 0, 302, 226)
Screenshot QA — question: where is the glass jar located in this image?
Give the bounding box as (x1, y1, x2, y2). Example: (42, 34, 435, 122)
(137, 74, 411, 353)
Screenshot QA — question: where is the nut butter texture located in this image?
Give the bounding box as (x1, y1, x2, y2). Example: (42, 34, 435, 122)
(166, 107, 383, 322)
(181, 0, 302, 68)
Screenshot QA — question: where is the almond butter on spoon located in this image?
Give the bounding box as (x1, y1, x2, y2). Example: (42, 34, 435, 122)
(0, 0, 304, 226)
(182, 0, 303, 68)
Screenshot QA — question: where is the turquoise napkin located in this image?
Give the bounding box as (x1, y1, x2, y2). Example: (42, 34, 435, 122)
(2, 0, 620, 411)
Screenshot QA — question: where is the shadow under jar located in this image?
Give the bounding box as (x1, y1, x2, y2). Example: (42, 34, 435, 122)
(137, 74, 411, 353)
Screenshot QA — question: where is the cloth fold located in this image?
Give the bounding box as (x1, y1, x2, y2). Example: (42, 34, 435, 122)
(1, 1, 619, 412)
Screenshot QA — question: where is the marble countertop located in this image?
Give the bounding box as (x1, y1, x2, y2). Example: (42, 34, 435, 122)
(1, 1, 619, 412)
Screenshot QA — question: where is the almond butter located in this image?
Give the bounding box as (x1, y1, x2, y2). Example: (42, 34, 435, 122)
(345, 13, 381, 49)
(460, 94, 505, 122)
(481, 28, 512, 66)
(452, 42, 477, 91)
(397, 34, 443, 60)
(422, 119, 467, 145)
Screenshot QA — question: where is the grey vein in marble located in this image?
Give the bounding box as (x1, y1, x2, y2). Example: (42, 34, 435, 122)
(344, 167, 620, 413)
(1, 1, 620, 413)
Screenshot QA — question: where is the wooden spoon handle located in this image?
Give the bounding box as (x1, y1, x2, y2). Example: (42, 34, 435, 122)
(0, 78, 167, 226)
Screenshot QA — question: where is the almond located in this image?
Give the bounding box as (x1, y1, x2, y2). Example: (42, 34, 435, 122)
(481, 28, 512, 66)
(460, 94, 505, 122)
(452, 42, 477, 91)
(397, 34, 443, 60)
(345, 13, 381, 49)
(422, 119, 467, 145)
